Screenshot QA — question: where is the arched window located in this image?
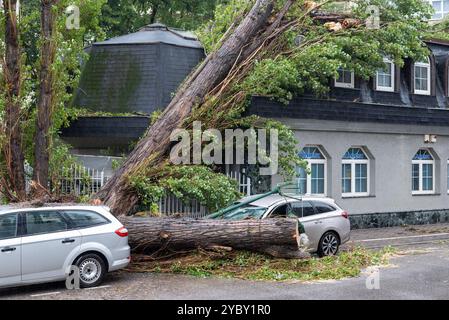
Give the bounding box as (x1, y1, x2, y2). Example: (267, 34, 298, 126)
(297, 146, 326, 195)
(342, 148, 369, 196)
(412, 149, 435, 194)
(414, 58, 431, 95)
(376, 57, 395, 92)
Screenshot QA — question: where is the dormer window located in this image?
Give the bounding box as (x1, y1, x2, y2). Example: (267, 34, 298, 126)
(376, 58, 395, 92)
(334, 68, 354, 88)
(429, 0, 449, 20)
(414, 58, 431, 95)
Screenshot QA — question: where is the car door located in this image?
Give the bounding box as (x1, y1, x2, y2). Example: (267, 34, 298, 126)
(291, 201, 324, 250)
(21, 210, 82, 282)
(0, 213, 21, 287)
(312, 200, 343, 233)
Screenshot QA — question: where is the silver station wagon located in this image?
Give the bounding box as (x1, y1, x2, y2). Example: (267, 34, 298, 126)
(0, 206, 130, 288)
(218, 195, 351, 256)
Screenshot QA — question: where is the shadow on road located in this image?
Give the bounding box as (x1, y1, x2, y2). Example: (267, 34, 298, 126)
(0, 273, 124, 299)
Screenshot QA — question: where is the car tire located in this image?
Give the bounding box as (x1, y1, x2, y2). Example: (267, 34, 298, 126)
(74, 253, 107, 288)
(318, 231, 340, 257)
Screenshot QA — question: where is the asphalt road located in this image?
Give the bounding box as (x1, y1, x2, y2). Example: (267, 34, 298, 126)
(1, 242, 449, 300)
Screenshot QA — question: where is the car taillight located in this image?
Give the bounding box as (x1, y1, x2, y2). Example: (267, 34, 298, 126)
(115, 227, 128, 237)
(341, 211, 349, 219)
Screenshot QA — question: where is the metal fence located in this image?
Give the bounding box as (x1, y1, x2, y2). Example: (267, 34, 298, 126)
(225, 164, 251, 196)
(58, 165, 107, 196)
(25, 163, 108, 197)
(24, 163, 250, 218)
(158, 194, 209, 218)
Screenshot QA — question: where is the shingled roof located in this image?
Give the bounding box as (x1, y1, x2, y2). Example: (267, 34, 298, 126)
(72, 23, 205, 115)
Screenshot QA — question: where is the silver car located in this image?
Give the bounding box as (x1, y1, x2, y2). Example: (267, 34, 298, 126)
(220, 195, 351, 256)
(0, 206, 130, 288)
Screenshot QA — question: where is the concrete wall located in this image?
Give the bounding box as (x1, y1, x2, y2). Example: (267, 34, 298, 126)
(272, 119, 449, 215)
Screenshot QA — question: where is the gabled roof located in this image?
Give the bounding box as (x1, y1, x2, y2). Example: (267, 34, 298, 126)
(94, 23, 203, 49)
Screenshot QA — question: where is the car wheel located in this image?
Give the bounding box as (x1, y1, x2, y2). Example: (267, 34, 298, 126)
(75, 253, 106, 288)
(318, 232, 340, 257)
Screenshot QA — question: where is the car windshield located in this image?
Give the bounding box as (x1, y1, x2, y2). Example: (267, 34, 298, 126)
(221, 205, 267, 220)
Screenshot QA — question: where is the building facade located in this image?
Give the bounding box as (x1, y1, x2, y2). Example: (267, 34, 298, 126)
(247, 40, 449, 227)
(62, 19, 449, 224)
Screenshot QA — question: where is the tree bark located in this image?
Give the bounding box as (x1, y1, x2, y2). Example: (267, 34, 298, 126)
(2, 0, 26, 201)
(33, 0, 59, 192)
(120, 217, 308, 259)
(96, 0, 276, 215)
(149, 4, 158, 24)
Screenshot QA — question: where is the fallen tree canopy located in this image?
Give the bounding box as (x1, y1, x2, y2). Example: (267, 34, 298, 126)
(94, 0, 431, 217)
(120, 216, 310, 259)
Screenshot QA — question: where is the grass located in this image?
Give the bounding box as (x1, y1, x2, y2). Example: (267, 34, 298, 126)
(126, 246, 395, 282)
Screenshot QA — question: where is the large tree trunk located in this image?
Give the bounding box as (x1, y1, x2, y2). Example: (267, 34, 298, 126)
(96, 0, 277, 215)
(120, 217, 309, 259)
(33, 0, 59, 192)
(2, 0, 26, 201)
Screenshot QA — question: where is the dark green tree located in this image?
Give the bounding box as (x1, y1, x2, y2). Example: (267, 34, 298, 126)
(100, 0, 223, 38)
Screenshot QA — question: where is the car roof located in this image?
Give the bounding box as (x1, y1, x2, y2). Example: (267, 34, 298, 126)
(237, 194, 336, 208)
(0, 205, 110, 216)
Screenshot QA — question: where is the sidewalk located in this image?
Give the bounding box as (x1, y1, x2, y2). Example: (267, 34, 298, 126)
(344, 223, 449, 249)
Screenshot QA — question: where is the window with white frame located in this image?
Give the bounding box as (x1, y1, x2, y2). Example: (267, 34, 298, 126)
(334, 68, 354, 88)
(429, 0, 449, 20)
(376, 58, 395, 92)
(412, 149, 435, 194)
(342, 148, 369, 197)
(414, 59, 431, 95)
(297, 146, 326, 195)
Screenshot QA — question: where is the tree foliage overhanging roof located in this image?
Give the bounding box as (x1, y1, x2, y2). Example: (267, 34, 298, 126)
(197, 0, 435, 102)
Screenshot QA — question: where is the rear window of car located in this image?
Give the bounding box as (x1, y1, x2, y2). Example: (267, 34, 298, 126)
(62, 210, 109, 229)
(0, 214, 18, 240)
(290, 201, 315, 217)
(313, 201, 337, 214)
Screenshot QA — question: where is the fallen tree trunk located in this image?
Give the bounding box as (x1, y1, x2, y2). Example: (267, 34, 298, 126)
(120, 217, 310, 259)
(95, 0, 277, 216)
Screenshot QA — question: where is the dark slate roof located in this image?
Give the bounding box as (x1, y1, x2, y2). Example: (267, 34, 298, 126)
(72, 24, 205, 114)
(247, 96, 449, 127)
(94, 23, 203, 49)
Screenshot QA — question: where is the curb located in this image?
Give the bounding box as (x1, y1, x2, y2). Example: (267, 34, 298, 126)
(346, 232, 449, 249)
